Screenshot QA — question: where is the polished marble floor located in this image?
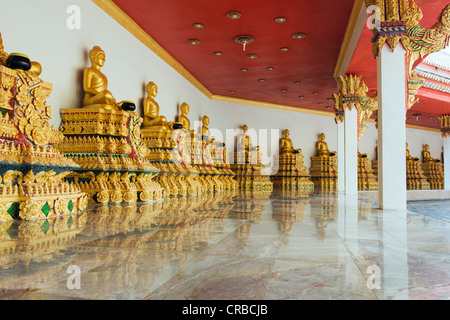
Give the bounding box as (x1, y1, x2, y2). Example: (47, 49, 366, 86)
(0, 191, 448, 300)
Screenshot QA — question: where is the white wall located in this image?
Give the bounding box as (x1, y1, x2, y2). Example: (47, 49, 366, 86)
(358, 122, 444, 163)
(0, 0, 444, 171)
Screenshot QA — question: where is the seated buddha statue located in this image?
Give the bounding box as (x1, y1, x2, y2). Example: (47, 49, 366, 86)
(0, 33, 9, 65)
(406, 142, 414, 160)
(142, 81, 167, 127)
(167, 102, 191, 131)
(280, 129, 301, 155)
(237, 124, 253, 152)
(423, 144, 439, 163)
(317, 133, 335, 156)
(83, 46, 123, 110)
(201, 115, 210, 141)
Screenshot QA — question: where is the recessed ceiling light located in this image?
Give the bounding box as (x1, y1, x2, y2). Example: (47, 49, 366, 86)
(318, 102, 324, 105)
(212, 52, 223, 56)
(240, 68, 248, 72)
(229, 90, 236, 93)
(281, 89, 287, 92)
(293, 81, 301, 85)
(246, 53, 258, 59)
(193, 23, 204, 29)
(266, 67, 275, 71)
(298, 95, 305, 99)
(327, 97, 333, 101)
(187, 39, 200, 45)
(313, 92, 319, 95)
(227, 11, 242, 19)
(292, 32, 306, 39)
(280, 47, 289, 52)
(274, 17, 287, 23)
(258, 79, 266, 82)
(325, 106, 332, 109)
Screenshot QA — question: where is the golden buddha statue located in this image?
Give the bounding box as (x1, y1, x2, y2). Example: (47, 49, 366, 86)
(423, 144, 439, 163)
(201, 115, 210, 141)
(280, 129, 301, 154)
(317, 133, 335, 156)
(142, 81, 167, 127)
(83, 46, 120, 110)
(0, 33, 9, 65)
(178, 102, 191, 131)
(238, 124, 253, 152)
(406, 142, 413, 160)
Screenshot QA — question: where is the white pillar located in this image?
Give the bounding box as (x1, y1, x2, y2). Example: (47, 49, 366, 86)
(444, 138, 450, 190)
(337, 121, 345, 192)
(344, 108, 358, 195)
(377, 44, 407, 211)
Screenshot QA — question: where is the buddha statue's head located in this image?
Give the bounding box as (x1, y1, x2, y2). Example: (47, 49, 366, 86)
(284, 129, 290, 138)
(89, 46, 105, 67)
(202, 115, 209, 126)
(424, 144, 429, 150)
(242, 124, 248, 133)
(320, 132, 325, 141)
(180, 102, 190, 115)
(146, 81, 158, 97)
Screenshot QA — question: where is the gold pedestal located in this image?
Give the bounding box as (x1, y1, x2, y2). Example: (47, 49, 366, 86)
(271, 153, 314, 192)
(309, 155, 338, 192)
(141, 127, 236, 196)
(0, 66, 87, 222)
(58, 108, 163, 204)
(421, 161, 444, 190)
(358, 155, 378, 191)
(406, 158, 430, 190)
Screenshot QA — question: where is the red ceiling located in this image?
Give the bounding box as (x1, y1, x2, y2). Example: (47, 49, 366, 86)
(111, 0, 354, 112)
(346, 0, 450, 129)
(111, 0, 449, 129)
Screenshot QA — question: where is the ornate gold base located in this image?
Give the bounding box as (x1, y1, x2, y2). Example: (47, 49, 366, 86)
(407, 159, 431, 190)
(421, 161, 444, 190)
(309, 156, 338, 192)
(358, 155, 378, 191)
(58, 108, 164, 204)
(230, 164, 273, 192)
(271, 154, 314, 192)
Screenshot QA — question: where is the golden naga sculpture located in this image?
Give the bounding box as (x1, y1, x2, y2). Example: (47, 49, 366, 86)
(142, 81, 167, 128)
(421, 144, 444, 190)
(271, 129, 314, 192)
(405, 142, 430, 190)
(403, 4, 450, 74)
(309, 133, 337, 191)
(364, 0, 423, 58)
(58, 46, 163, 205)
(332, 74, 378, 141)
(230, 124, 273, 192)
(0, 32, 88, 222)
